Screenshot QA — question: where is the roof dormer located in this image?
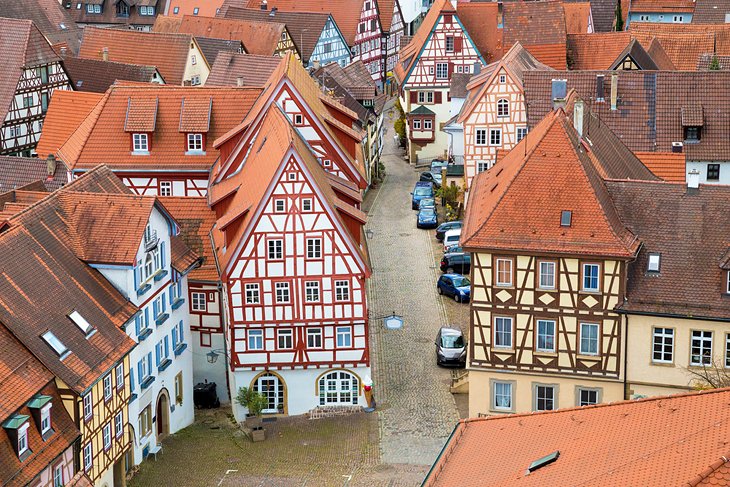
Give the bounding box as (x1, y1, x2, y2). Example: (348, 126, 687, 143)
(125, 97, 158, 154)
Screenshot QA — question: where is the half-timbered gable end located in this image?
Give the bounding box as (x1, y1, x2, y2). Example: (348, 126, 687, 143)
(461, 106, 657, 416)
(458, 42, 551, 190)
(0, 18, 71, 157)
(51, 85, 261, 196)
(395, 0, 484, 162)
(211, 105, 370, 418)
(214, 53, 367, 191)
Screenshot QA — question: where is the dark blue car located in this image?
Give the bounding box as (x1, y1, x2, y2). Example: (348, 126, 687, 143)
(417, 207, 438, 228)
(411, 182, 434, 210)
(437, 274, 471, 303)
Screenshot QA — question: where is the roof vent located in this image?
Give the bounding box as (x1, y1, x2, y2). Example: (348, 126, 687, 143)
(647, 252, 660, 272)
(41, 331, 69, 359)
(672, 141, 683, 153)
(528, 451, 560, 473)
(560, 210, 572, 227)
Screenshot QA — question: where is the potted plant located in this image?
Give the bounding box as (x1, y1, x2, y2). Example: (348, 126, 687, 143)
(236, 387, 268, 442)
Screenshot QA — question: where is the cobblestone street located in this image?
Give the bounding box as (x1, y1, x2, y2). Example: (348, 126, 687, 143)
(365, 116, 466, 470)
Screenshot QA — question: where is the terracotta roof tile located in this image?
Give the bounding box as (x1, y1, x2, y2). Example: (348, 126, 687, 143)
(124, 96, 159, 132)
(610, 180, 730, 320)
(167, 0, 224, 17)
(205, 51, 282, 86)
(562, 1, 592, 34)
(313, 61, 377, 100)
(156, 14, 286, 56)
(66, 472, 94, 487)
(79, 27, 192, 84)
(456, 2, 501, 63)
(0, 156, 67, 193)
(567, 32, 632, 70)
(692, 0, 730, 23)
(629, 22, 730, 70)
(158, 196, 218, 281)
(564, 0, 618, 32)
(503, 1, 567, 69)
(0, 327, 53, 419)
(190, 36, 243, 67)
(634, 151, 685, 182)
(61, 55, 161, 92)
(240, 0, 364, 45)
(697, 53, 730, 69)
(630, 0, 696, 13)
(36, 91, 102, 161)
(425, 388, 730, 486)
(0, 0, 82, 54)
(461, 109, 647, 258)
(646, 37, 676, 69)
(68, 0, 169, 27)
(179, 96, 212, 132)
(55, 85, 261, 172)
(222, 7, 330, 63)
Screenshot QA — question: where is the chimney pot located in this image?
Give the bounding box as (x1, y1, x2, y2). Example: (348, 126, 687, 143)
(260, 0, 267, 9)
(610, 74, 618, 111)
(102, 46, 109, 61)
(573, 100, 584, 138)
(46, 154, 57, 177)
(236, 76, 244, 87)
(60, 46, 67, 56)
(687, 169, 700, 189)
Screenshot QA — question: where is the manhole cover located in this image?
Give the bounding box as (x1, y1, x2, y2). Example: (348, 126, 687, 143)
(398, 232, 410, 237)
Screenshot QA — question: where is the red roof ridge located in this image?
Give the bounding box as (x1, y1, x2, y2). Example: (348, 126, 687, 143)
(84, 25, 193, 41)
(686, 451, 730, 487)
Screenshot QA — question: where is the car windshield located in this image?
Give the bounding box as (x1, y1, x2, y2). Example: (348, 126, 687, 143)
(420, 198, 435, 206)
(452, 277, 470, 287)
(432, 173, 442, 182)
(414, 188, 432, 196)
(420, 208, 436, 216)
(441, 334, 465, 348)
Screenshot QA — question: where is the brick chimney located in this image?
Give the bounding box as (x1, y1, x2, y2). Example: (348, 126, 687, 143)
(610, 74, 618, 111)
(46, 154, 57, 178)
(687, 168, 700, 190)
(573, 100, 584, 138)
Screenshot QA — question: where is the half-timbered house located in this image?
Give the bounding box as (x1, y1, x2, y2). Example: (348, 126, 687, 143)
(48, 85, 261, 196)
(221, 7, 352, 68)
(395, 0, 484, 163)
(461, 105, 658, 416)
(214, 53, 368, 191)
(458, 43, 550, 191)
(0, 327, 83, 487)
(0, 168, 140, 487)
(67, 0, 168, 31)
(210, 103, 371, 418)
(0, 18, 71, 156)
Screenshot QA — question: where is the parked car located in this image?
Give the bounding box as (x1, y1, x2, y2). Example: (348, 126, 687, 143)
(435, 327, 466, 367)
(441, 252, 471, 274)
(419, 171, 442, 188)
(435, 220, 462, 241)
(418, 197, 436, 210)
(417, 207, 438, 228)
(444, 245, 463, 254)
(411, 182, 434, 210)
(431, 158, 448, 173)
(437, 274, 471, 303)
(443, 228, 462, 252)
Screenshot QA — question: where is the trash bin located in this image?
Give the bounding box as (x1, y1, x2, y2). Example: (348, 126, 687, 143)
(193, 382, 220, 409)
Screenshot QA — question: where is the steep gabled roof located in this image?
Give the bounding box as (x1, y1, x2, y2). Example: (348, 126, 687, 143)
(313, 61, 377, 100)
(424, 388, 730, 486)
(454, 2, 500, 63)
(629, 22, 730, 70)
(608, 38, 659, 70)
(567, 32, 632, 70)
(194, 36, 245, 66)
(0, 18, 62, 127)
(562, 1, 592, 34)
(564, 0, 617, 32)
(211, 104, 369, 275)
(503, 1, 567, 69)
(461, 109, 642, 258)
(79, 27, 192, 84)
(205, 51, 281, 86)
(692, 0, 730, 23)
(0, 0, 82, 53)
(60, 55, 162, 93)
(629, 0, 695, 13)
(222, 6, 331, 63)
(0, 156, 67, 194)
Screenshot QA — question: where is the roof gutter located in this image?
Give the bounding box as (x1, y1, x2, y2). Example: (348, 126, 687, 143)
(615, 307, 730, 323)
(421, 421, 461, 486)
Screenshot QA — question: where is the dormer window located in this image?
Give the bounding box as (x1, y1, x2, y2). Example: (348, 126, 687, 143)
(647, 252, 661, 272)
(187, 133, 204, 153)
(133, 133, 148, 152)
(27, 394, 53, 439)
(139, 5, 155, 15)
(17, 422, 29, 456)
(86, 3, 101, 13)
(40, 403, 52, 436)
(2, 415, 31, 459)
(684, 126, 701, 142)
(42, 331, 69, 359)
(117, 0, 129, 17)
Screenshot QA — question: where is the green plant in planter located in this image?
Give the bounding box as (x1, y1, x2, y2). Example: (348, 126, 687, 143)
(236, 387, 268, 424)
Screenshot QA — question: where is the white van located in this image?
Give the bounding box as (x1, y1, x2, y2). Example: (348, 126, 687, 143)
(443, 228, 462, 252)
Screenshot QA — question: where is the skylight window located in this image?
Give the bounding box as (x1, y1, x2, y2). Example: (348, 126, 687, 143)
(42, 331, 68, 358)
(528, 451, 560, 473)
(560, 210, 572, 227)
(69, 310, 93, 335)
(647, 253, 661, 272)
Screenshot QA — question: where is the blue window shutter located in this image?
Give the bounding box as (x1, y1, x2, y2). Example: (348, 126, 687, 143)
(172, 327, 178, 348)
(137, 361, 143, 382)
(160, 241, 166, 268)
(153, 300, 158, 318)
(130, 366, 135, 391)
(164, 336, 169, 357)
(179, 321, 184, 343)
(135, 315, 141, 335)
(147, 352, 152, 372)
(162, 294, 167, 312)
(155, 343, 160, 366)
(133, 262, 139, 289)
(144, 308, 149, 327)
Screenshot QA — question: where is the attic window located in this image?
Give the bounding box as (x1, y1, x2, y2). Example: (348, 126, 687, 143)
(560, 210, 572, 227)
(68, 310, 94, 336)
(551, 79, 567, 101)
(42, 331, 69, 359)
(684, 126, 701, 142)
(647, 252, 661, 272)
(595, 75, 605, 102)
(528, 451, 560, 473)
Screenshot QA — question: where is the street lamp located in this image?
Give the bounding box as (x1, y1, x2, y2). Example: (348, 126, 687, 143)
(206, 349, 226, 364)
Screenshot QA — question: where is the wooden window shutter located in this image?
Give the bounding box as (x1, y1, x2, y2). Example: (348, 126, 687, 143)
(410, 91, 418, 103)
(454, 36, 463, 53)
(448, 62, 454, 78)
(434, 91, 442, 104)
(443, 14, 452, 24)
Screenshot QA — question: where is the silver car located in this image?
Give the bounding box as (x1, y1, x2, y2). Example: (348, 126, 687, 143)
(435, 326, 466, 367)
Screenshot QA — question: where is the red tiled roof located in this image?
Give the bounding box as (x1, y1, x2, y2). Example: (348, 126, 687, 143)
(629, 22, 730, 70)
(692, 0, 730, 23)
(567, 32, 632, 69)
(55, 85, 261, 172)
(0, 156, 67, 193)
(461, 109, 642, 258)
(241, 0, 364, 45)
(68, 0, 170, 27)
(633, 152, 685, 182)
(562, 1, 592, 34)
(0, 0, 82, 54)
(158, 196, 219, 281)
(425, 388, 730, 486)
(503, 1, 567, 69)
(167, 0, 224, 17)
(61, 54, 162, 92)
(205, 51, 281, 87)
(630, 0, 696, 13)
(79, 27, 192, 84)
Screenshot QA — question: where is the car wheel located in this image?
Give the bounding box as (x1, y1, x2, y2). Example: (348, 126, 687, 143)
(447, 267, 454, 273)
(437, 286, 443, 295)
(454, 294, 460, 303)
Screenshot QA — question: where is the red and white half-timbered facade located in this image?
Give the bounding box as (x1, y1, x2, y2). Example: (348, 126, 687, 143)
(395, 0, 484, 162)
(212, 103, 370, 418)
(459, 43, 550, 191)
(385, 2, 406, 77)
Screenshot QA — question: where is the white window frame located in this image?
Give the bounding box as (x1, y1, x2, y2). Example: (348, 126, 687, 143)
(652, 327, 674, 363)
(436, 62, 448, 80)
(336, 326, 352, 347)
(274, 198, 286, 213)
(268, 239, 283, 260)
(306, 238, 322, 259)
(477, 161, 489, 173)
(159, 180, 172, 196)
(445, 36, 454, 52)
(41, 403, 52, 435)
(132, 133, 148, 152)
(413, 119, 421, 130)
(53, 463, 64, 487)
(187, 133, 203, 152)
(83, 392, 93, 420)
(245, 283, 260, 304)
(18, 422, 29, 455)
(277, 329, 293, 349)
(103, 422, 112, 450)
(305, 281, 320, 302)
(489, 128, 502, 146)
(496, 99, 509, 117)
(424, 119, 433, 130)
(495, 258, 513, 287)
(577, 387, 599, 406)
(114, 411, 123, 438)
(275, 282, 290, 303)
(307, 328, 322, 348)
(191, 292, 206, 311)
(103, 374, 113, 401)
(534, 384, 557, 411)
(579, 323, 599, 356)
(690, 330, 713, 366)
(83, 442, 93, 471)
(475, 128, 487, 146)
(582, 263, 600, 292)
(494, 316, 513, 349)
(247, 329, 264, 350)
(517, 127, 528, 142)
(301, 198, 313, 212)
(335, 280, 350, 301)
(492, 381, 513, 411)
(536, 319, 556, 353)
(538, 261, 556, 289)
